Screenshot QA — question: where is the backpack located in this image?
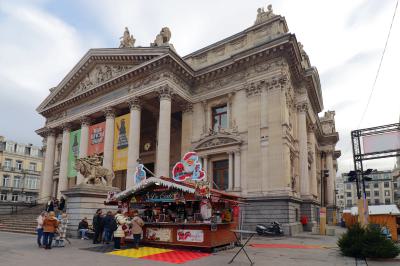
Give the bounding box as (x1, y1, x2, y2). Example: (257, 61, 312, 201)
(110, 218, 118, 232)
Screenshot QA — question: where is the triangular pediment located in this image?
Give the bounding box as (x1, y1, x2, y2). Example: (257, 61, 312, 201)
(37, 48, 170, 114)
(194, 131, 242, 151)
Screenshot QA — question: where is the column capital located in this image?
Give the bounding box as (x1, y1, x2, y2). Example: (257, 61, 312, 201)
(182, 103, 193, 113)
(157, 85, 173, 100)
(43, 127, 56, 138)
(227, 151, 235, 155)
(79, 116, 92, 126)
(103, 107, 116, 119)
(234, 149, 241, 155)
(296, 102, 308, 113)
(127, 97, 141, 111)
(245, 82, 261, 97)
(60, 123, 72, 132)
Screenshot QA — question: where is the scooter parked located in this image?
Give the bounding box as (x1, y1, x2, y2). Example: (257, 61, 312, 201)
(256, 221, 284, 236)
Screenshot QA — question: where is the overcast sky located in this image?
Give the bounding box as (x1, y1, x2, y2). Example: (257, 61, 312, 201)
(0, 0, 399, 174)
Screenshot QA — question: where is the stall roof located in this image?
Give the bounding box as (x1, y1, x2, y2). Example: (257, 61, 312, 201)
(107, 176, 242, 203)
(349, 205, 400, 216)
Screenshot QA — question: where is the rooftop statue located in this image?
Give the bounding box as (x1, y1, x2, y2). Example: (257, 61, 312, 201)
(151, 27, 175, 51)
(255, 4, 276, 25)
(75, 154, 114, 186)
(119, 27, 136, 48)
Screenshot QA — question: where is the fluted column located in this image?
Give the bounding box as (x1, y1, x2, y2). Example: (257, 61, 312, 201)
(77, 117, 91, 184)
(156, 86, 172, 177)
(181, 103, 193, 157)
(308, 128, 318, 197)
(326, 151, 335, 205)
(234, 149, 241, 191)
(127, 98, 141, 187)
(203, 156, 208, 180)
(41, 129, 56, 201)
(102, 108, 115, 171)
(297, 102, 310, 197)
(57, 124, 71, 196)
(228, 152, 234, 190)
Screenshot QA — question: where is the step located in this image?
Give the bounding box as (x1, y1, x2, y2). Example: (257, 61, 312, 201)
(0, 228, 36, 235)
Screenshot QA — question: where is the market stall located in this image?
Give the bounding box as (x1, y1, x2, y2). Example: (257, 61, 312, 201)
(105, 176, 241, 249)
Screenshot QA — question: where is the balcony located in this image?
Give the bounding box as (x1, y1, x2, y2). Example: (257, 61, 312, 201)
(0, 166, 41, 175)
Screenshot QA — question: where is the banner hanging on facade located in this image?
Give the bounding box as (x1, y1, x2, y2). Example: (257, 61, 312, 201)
(67, 129, 81, 177)
(87, 122, 105, 156)
(113, 113, 130, 171)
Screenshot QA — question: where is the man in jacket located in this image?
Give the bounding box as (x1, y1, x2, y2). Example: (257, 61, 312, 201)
(43, 211, 59, 249)
(131, 210, 144, 249)
(78, 217, 89, 240)
(102, 211, 114, 244)
(92, 209, 104, 244)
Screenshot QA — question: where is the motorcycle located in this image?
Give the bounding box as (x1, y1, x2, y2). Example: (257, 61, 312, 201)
(256, 221, 284, 236)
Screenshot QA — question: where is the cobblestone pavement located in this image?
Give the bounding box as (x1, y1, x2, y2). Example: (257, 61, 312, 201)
(0, 228, 398, 266)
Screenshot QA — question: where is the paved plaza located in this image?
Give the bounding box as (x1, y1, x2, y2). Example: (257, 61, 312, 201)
(1, 228, 398, 266)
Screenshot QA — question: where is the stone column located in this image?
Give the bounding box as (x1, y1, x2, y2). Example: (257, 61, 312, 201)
(127, 98, 141, 188)
(297, 102, 310, 197)
(181, 103, 193, 157)
(228, 152, 234, 190)
(103, 108, 115, 171)
(326, 151, 335, 205)
(234, 149, 241, 191)
(57, 124, 71, 196)
(41, 129, 56, 201)
(156, 86, 172, 177)
(308, 128, 318, 197)
(77, 117, 91, 184)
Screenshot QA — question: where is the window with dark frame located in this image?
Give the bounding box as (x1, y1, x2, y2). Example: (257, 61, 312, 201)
(212, 160, 229, 190)
(212, 105, 227, 131)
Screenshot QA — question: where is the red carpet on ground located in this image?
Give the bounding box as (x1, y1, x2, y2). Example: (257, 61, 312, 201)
(141, 250, 210, 264)
(250, 243, 322, 249)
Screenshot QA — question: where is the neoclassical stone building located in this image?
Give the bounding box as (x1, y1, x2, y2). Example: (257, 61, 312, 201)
(36, 6, 339, 233)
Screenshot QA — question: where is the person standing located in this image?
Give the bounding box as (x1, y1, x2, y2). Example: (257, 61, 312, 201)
(131, 210, 144, 249)
(58, 197, 66, 212)
(46, 199, 54, 213)
(92, 209, 104, 244)
(36, 211, 47, 247)
(55, 213, 68, 247)
(103, 211, 114, 244)
(113, 209, 128, 250)
(78, 217, 89, 240)
(42, 211, 59, 249)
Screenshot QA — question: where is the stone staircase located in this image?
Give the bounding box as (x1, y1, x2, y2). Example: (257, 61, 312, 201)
(0, 204, 46, 235)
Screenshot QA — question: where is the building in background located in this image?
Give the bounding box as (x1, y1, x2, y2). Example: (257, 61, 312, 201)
(35, 5, 340, 234)
(393, 154, 400, 206)
(341, 170, 395, 208)
(0, 136, 43, 203)
(335, 175, 345, 214)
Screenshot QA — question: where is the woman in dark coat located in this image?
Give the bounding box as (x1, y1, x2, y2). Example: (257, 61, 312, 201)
(92, 209, 104, 244)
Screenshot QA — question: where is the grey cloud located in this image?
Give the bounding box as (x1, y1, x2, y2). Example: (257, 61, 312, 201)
(346, 0, 391, 28)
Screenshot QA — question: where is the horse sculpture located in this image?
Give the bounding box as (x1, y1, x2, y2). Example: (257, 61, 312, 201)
(75, 157, 114, 186)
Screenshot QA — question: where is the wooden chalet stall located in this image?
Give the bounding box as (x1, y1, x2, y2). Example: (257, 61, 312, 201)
(105, 177, 241, 250)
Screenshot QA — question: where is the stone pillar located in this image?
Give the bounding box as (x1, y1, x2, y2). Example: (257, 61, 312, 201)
(103, 108, 115, 171)
(57, 124, 71, 197)
(308, 129, 318, 197)
(297, 102, 310, 198)
(127, 98, 141, 188)
(41, 130, 56, 201)
(77, 117, 91, 184)
(181, 103, 193, 157)
(326, 151, 335, 206)
(234, 150, 241, 191)
(156, 86, 172, 177)
(228, 152, 234, 190)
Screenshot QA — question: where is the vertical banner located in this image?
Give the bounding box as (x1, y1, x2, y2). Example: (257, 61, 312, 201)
(87, 122, 105, 156)
(67, 129, 81, 177)
(113, 113, 130, 171)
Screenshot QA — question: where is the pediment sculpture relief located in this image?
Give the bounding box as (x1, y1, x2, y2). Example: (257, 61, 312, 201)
(194, 131, 241, 150)
(69, 64, 134, 97)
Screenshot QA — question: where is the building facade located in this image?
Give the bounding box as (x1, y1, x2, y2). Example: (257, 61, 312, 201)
(36, 6, 339, 233)
(0, 136, 43, 203)
(341, 170, 395, 208)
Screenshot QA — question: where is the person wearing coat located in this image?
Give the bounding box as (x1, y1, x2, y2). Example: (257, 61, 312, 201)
(92, 209, 104, 244)
(42, 211, 59, 249)
(46, 199, 54, 213)
(131, 210, 144, 249)
(113, 209, 129, 250)
(58, 197, 66, 212)
(36, 211, 47, 247)
(103, 211, 114, 244)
